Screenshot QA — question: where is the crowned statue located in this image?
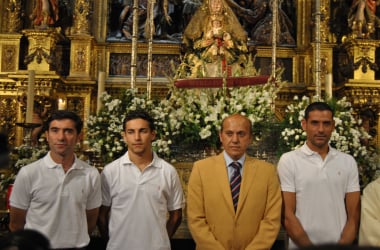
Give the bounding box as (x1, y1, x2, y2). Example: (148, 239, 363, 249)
(177, 0, 250, 78)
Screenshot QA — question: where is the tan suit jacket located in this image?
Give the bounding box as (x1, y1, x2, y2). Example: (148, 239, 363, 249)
(187, 153, 282, 250)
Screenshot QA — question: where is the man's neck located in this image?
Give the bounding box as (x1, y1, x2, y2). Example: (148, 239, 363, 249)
(128, 151, 154, 171)
(50, 152, 75, 173)
(306, 142, 329, 159)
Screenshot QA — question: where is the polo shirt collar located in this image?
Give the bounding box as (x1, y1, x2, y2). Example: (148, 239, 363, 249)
(122, 151, 162, 168)
(301, 143, 338, 157)
(43, 151, 81, 169)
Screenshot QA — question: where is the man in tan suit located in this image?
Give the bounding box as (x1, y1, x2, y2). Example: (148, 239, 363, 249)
(187, 113, 282, 250)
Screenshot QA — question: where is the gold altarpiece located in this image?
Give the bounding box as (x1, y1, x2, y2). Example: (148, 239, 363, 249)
(1, 0, 380, 240)
(0, 0, 379, 147)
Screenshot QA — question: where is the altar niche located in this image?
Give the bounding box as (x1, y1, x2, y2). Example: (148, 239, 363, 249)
(106, 0, 297, 47)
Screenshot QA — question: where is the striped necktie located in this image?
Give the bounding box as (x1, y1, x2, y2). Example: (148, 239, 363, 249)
(230, 161, 241, 211)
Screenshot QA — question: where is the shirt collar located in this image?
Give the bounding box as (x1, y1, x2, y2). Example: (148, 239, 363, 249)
(122, 151, 162, 168)
(301, 143, 337, 157)
(223, 150, 245, 168)
(44, 151, 81, 169)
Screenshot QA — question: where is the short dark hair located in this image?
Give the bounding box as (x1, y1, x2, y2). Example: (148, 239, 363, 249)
(123, 109, 155, 131)
(0, 229, 50, 250)
(44, 110, 83, 134)
(304, 102, 334, 120)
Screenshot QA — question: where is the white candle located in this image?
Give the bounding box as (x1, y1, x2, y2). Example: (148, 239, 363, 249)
(97, 71, 106, 113)
(316, 0, 320, 12)
(26, 70, 35, 123)
(58, 98, 66, 110)
(325, 73, 333, 99)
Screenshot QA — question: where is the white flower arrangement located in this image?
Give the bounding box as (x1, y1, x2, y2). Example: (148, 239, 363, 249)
(0, 141, 48, 190)
(278, 95, 380, 189)
(86, 80, 281, 164)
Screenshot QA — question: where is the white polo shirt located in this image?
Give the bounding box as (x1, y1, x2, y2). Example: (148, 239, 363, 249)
(277, 144, 360, 249)
(10, 152, 101, 249)
(101, 151, 184, 250)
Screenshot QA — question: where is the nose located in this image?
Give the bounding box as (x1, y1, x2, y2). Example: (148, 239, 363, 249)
(57, 130, 65, 140)
(317, 123, 324, 132)
(134, 131, 141, 140)
(231, 133, 239, 142)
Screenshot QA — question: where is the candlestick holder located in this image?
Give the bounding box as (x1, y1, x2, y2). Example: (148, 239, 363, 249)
(15, 122, 41, 148)
(83, 149, 104, 172)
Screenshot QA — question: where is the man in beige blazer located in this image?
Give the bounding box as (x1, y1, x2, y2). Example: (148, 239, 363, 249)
(187, 113, 282, 250)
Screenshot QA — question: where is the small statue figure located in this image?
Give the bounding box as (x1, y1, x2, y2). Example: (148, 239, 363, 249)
(30, 0, 59, 29)
(249, 0, 295, 46)
(120, 0, 172, 40)
(348, 0, 380, 38)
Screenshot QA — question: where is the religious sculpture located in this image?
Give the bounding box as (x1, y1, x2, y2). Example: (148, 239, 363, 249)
(117, 0, 173, 40)
(249, 0, 295, 46)
(30, 0, 59, 29)
(115, 0, 132, 38)
(179, 0, 249, 78)
(348, 0, 380, 38)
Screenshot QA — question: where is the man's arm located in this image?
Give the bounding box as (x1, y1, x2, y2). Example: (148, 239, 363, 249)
(339, 191, 360, 244)
(9, 206, 27, 232)
(86, 207, 100, 235)
(187, 163, 224, 250)
(282, 191, 313, 247)
(97, 205, 111, 241)
(166, 208, 182, 238)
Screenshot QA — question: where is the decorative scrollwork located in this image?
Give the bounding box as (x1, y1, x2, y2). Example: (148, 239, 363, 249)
(353, 56, 379, 73)
(24, 46, 54, 65)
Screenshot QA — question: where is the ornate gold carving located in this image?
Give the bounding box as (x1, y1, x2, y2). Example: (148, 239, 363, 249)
(68, 36, 93, 78)
(72, 0, 91, 35)
(75, 47, 87, 71)
(22, 29, 60, 71)
(0, 96, 18, 146)
(6, 0, 22, 33)
(1, 45, 16, 72)
(0, 34, 22, 73)
(343, 38, 380, 81)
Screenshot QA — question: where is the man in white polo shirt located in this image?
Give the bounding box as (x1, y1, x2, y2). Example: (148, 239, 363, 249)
(9, 110, 101, 249)
(98, 109, 184, 250)
(278, 102, 360, 249)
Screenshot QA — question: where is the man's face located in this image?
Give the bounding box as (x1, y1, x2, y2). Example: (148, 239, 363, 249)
(219, 114, 252, 161)
(123, 118, 156, 155)
(302, 110, 335, 151)
(45, 119, 81, 159)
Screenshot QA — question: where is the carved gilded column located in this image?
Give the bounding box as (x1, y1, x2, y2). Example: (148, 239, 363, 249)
(6, 0, 22, 33)
(72, 0, 91, 35)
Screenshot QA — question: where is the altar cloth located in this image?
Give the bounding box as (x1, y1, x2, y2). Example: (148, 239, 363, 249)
(174, 75, 270, 88)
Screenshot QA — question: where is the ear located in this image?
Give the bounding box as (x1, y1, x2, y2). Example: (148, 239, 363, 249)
(301, 118, 307, 131)
(151, 130, 156, 141)
(122, 131, 127, 144)
(77, 132, 83, 143)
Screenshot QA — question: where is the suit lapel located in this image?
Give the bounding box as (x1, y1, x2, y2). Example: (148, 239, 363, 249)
(236, 157, 256, 214)
(214, 154, 235, 214)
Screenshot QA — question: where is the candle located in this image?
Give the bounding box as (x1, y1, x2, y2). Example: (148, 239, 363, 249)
(316, 0, 320, 12)
(97, 71, 106, 113)
(325, 73, 333, 99)
(26, 70, 35, 123)
(58, 98, 66, 110)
